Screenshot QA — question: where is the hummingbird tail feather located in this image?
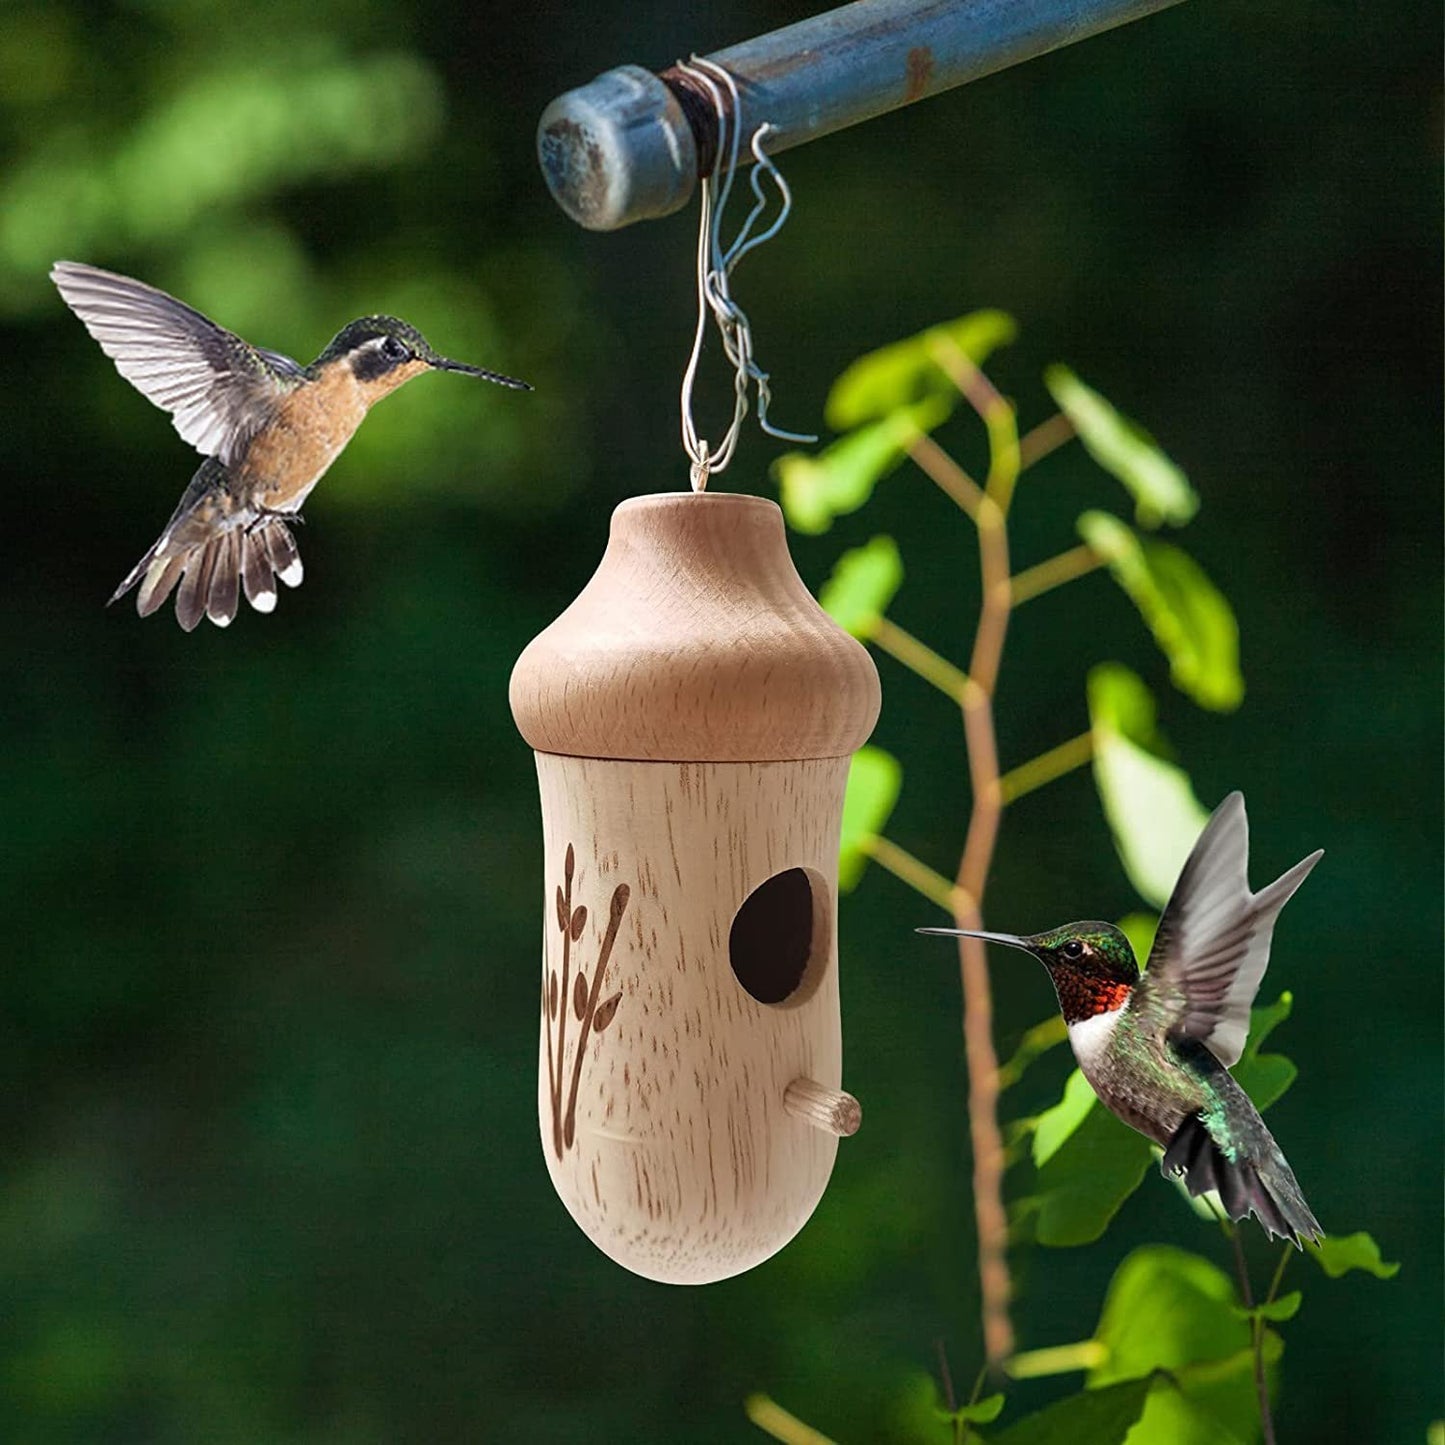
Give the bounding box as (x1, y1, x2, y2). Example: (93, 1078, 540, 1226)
(1163, 1113, 1323, 1247)
(112, 519, 302, 629)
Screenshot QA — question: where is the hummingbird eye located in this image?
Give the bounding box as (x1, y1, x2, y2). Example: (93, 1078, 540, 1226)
(380, 335, 409, 363)
(1062, 939, 1085, 959)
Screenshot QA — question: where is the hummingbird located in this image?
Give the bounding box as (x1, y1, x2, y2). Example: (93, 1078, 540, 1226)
(51, 260, 530, 631)
(920, 792, 1324, 1245)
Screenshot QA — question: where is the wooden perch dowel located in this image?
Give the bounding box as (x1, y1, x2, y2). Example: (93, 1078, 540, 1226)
(784, 1077, 862, 1137)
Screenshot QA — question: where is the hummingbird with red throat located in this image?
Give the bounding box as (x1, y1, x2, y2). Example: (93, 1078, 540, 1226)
(52, 260, 530, 631)
(921, 792, 1324, 1244)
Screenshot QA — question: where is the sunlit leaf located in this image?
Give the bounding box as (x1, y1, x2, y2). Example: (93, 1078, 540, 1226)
(988, 1373, 1164, 1445)
(1234, 1290, 1302, 1323)
(1026, 1105, 1154, 1247)
(838, 747, 902, 891)
(1078, 511, 1243, 711)
(1090, 1246, 1274, 1445)
(1232, 1052, 1296, 1113)
(1242, 991, 1292, 1054)
(1088, 664, 1211, 909)
(774, 398, 951, 534)
(1306, 1231, 1400, 1280)
(952, 1393, 1006, 1425)
(1044, 365, 1197, 527)
(1033, 1068, 1099, 1168)
(1225, 992, 1299, 1111)
(1119, 912, 1159, 967)
(819, 536, 904, 639)
(826, 311, 1017, 428)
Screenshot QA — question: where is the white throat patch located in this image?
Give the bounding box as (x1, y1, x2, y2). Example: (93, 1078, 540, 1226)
(1067, 1009, 1123, 1069)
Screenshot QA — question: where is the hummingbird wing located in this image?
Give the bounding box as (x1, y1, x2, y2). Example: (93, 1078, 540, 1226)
(1135, 792, 1322, 1068)
(51, 260, 304, 466)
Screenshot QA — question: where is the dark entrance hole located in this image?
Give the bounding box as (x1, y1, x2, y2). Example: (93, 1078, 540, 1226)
(728, 867, 826, 1006)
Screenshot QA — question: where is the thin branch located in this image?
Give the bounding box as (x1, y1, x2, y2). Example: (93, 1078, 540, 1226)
(871, 617, 971, 703)
(860, 834, 974, 915)
(1010, 543, 1106, 607)
(959, 1364, 990, 1445)
(908, 433, 984, 518)
(1018, 411, 1076, 471)
(1230, 1227, 1277, 1445)
(1264, 1243, 1293, 1308)
(999, 731, 1095, 805)
(931, 335, 1008, 423)
(935, 1339, 961, 1445)
(951, 396, 1021, 1370)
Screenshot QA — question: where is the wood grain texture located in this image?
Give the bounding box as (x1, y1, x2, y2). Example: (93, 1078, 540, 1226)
(510, 492, 881, 761)
(534, 753, 854, 1284)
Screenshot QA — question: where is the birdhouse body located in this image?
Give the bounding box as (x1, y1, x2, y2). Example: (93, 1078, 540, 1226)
(511, 493, 879, 1284)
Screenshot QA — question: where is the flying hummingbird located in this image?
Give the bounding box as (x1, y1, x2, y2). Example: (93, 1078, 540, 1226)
(51, 260, 530, 631)
(921, 793, 1324, 1244)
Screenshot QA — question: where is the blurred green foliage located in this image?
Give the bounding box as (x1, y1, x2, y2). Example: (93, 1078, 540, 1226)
(0, 0, 1438, 1441)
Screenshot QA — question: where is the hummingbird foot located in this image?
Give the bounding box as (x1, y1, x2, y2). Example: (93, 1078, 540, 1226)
(246, 506, 304, 533)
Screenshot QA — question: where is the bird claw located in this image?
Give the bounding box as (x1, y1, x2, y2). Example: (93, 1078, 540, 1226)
(246, 507, 304, 534)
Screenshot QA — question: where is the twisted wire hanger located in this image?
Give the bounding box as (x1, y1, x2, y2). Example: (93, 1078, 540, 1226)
(675, 56, 815, 493)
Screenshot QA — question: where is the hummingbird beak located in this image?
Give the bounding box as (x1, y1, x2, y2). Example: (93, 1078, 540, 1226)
(915, 927, 1038, 955)
(430, 357, 533, 390)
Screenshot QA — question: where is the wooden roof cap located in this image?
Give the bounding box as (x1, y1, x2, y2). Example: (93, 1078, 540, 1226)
(510, 492, 881, 761)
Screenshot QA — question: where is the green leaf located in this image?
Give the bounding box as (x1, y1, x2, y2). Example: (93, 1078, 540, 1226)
(819, 536, 903, 639)
(838, 747, 902, 892)
(1306, 1231, 1400, 1280)
(1233, 1289, 1302, 1323)
(1078, 511, 1243, 711)
(887, 1374, 1004, 1441)
(826, 311, 1017, 429)
(774, 397, 951, 534)
(1118, 912, 1159, 968)
(1027, 1105, 1155, 1247)
(1231, 1051, 1296, 1113)
(1091, 1246, 1275, 1445)
(1241, 991, 1292, 1055)
(1232, 993, 1297, 1111)
(951, 1393, 1006, 1425)
(988, 1374, 1164, 1445)
(1033, 1068, 1098, 1168)
(1087, 664, 1211, 909)
(1044, 365, 1197, 527)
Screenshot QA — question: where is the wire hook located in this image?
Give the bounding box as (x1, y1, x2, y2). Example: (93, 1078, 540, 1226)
(675, 57, 815, 493)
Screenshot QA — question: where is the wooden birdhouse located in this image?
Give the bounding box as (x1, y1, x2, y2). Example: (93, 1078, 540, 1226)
(509, 491, 880, 1284)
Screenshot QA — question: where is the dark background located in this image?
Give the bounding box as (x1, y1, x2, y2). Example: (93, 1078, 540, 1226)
(1, 1, 1439, 1440)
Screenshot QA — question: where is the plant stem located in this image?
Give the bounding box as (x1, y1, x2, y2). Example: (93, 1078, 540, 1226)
(871, 617, 972, 704)
(1264, 1243, 1292, 1308)
(744, 1395, 837, 1445)
(934, 1339, 960, 1445)
(860, 834, 973, 915)
(1230, 1226, 1277, 1445)
(1010, 544, 1105, 606)
(999, 731, 1095, 804)
(945, 365, 1021, 1368)
(959, 1363, 989, 1445)
(1018, 411, 1076, 471)
(908, 433, 984, 518)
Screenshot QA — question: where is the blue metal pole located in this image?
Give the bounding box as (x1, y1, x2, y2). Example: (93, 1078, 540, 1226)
(538, 0, 1185, 231)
